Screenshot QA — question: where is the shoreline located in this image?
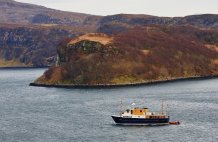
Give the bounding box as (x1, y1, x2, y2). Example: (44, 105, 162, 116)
(0, 66, 49, 69)
(29, 75, 218, 89)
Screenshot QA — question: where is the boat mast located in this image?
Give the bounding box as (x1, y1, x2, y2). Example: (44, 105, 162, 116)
(161, 100, 164, 115)
(161, 100, 168, 115)
(119, 99, 123, 116)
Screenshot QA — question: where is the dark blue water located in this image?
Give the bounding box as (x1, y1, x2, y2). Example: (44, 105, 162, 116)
(0, 68, 217, 142)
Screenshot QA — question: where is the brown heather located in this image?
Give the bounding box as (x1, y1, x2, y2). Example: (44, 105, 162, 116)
(35, 26, 218, 85)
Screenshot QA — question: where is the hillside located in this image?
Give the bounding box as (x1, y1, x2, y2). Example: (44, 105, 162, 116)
(2, 0, 218, 29)
(33, 26, 218, 86)
(98, 14, 218, 34)
(0, 23, 101, 67)
(0, 24, 76, 67)
(0, 0, 100, 26)
(1, 0, 218, 67)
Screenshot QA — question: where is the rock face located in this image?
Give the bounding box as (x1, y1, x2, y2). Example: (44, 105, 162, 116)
(0, 24, 75, 67)
(34, 26, 218, 85)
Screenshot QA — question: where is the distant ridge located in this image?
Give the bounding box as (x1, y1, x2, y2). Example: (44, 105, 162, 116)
(0, 0, 95, 25)
(0, 0, 14, 1)
(1, 0, 218, 29)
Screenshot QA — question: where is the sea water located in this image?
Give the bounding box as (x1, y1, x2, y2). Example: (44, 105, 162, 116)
(0, 68, 217, 142)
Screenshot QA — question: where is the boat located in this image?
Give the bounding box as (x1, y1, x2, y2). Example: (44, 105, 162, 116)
(111, 103, 170, 125)
(169, 121, 180, 125)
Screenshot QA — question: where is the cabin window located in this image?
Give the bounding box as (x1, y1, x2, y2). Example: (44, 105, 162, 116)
(140, 110, 142, 112)
(131, 110, 133, 114)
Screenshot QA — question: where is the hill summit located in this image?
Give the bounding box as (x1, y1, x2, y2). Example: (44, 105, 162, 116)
(68, 33, 113, 45)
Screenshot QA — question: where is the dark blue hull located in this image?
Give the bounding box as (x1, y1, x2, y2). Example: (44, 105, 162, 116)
(112, 116, 170, 125)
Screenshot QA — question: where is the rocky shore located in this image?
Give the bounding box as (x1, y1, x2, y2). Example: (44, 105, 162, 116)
(30, 75, 218, 89)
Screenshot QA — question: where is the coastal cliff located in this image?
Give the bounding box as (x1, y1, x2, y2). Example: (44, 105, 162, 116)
(32, 26, 218, 86)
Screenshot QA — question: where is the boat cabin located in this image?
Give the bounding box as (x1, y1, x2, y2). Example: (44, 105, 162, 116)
(131, 107, 148, 115)
(122, 107, 150, 116)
